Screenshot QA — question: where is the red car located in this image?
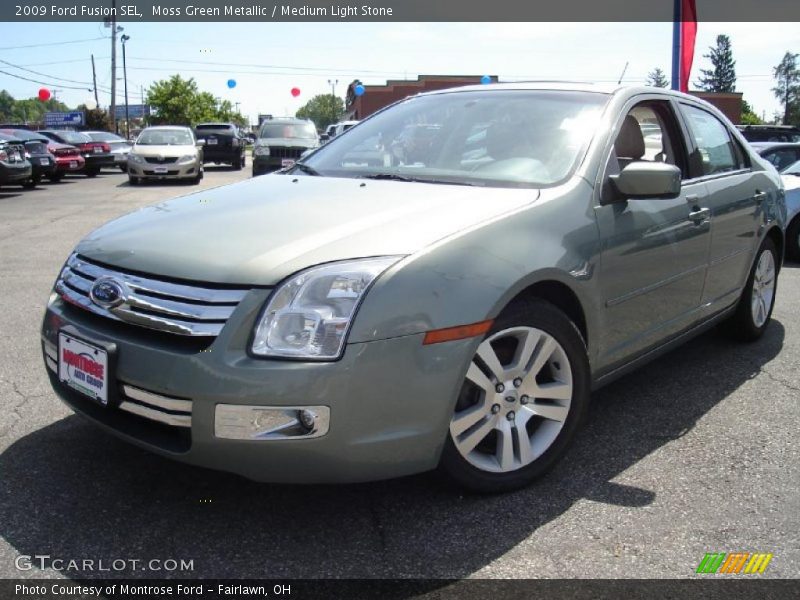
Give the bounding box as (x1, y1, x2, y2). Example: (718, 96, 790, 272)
(38, 130, 112, 177)
(2, 130, 85, 181)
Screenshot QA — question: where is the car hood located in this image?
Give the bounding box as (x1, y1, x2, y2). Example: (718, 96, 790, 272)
(131, 144, 196, 156)
(76, 175, 538, 285)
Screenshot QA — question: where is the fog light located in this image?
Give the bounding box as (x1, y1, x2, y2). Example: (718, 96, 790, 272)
(298, 409, 316, 430)
(215, 404, 330, 440)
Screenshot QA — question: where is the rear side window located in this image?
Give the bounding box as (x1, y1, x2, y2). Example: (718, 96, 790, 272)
(681, 104, 740, 177)
(762, 148, 800, 171)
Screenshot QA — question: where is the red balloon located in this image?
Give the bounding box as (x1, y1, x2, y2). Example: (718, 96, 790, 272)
(38, 88, 51, 101)
(290, 87, 301, 98)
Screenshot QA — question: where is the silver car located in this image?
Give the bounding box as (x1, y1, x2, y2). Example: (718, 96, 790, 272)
(42, 84, 785, 492)
(84, 131, 132, 172)
(126, 126, 203, 185)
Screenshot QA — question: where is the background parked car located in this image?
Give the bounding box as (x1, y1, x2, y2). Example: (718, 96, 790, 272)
(751, 142, 800, 173)
(252, 117, 319, 175)
(38, 130, 113, 177)
(194, 123, 246, 170)
(0, 137, 32, 189)
(7, 130, 86, 182)
(333, 120, 359, 137)
(0, 131, 54, 187)
(127, 126, 203, 185)
(84, 131, 131, 172)
(737, 124, 800, 143)
(781, 160, 800, 261)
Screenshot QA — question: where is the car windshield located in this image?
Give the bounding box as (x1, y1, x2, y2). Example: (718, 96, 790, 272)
(259, 122, 317, 139)
(87, 132, 124, 142)
(57, 131, 91, 144)
(136, 129, 194, 145)
(301, 90, 609, 188)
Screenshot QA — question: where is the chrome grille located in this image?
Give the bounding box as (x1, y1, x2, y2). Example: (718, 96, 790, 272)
(270, 147, 305, 159)
(120, 384, 192, 428)
(55, 254, 251, 337)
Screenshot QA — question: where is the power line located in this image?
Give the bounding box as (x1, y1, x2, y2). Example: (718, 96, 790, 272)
(0, 58, 110, 92)
(0, 36, 106, 51)
(0, 68, 94, 92)
(14, 56, 111, 67)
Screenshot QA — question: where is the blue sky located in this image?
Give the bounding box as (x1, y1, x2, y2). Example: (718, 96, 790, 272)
(0, 22, 797, 124)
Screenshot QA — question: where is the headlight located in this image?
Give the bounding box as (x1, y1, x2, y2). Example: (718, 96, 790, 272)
(253, 145, 270, 156)
(128, 154, 144, 163)
(251, 257, 401, 360)
(178, 154, 196, 164)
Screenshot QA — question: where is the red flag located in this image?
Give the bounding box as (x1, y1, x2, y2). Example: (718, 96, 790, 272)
(680, 0, 697, 92)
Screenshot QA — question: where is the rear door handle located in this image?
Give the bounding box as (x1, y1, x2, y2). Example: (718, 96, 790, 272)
(688, 207, 710, 224)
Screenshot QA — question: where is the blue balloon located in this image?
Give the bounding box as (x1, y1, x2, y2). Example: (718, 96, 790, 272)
(354, 84, 365, 96)
(480, 75, 491, 85)
(227, 79, 237, 89)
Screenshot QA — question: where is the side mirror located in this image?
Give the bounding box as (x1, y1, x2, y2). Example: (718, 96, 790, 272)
(196, 139, 206, 147)
(609, 162, 681, 200)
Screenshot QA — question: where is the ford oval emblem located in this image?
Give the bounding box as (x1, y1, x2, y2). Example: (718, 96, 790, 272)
(89, 277, 126, 309)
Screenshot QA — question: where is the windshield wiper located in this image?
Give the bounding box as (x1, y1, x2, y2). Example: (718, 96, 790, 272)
(292, 162, 320, 176)
(358, 173, 476, 186)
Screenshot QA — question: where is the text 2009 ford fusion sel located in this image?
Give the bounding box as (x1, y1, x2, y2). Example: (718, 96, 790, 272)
(42, 83, 786, 492)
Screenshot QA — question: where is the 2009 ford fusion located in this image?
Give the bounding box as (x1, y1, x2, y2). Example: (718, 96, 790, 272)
(42, 84, 786, 492)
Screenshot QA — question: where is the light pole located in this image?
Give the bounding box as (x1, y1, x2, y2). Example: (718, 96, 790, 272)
(121, 34, 130, 139)
(327, 79, 338, 96)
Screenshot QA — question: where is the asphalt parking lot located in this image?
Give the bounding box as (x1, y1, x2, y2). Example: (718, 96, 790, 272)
(0, 165, 798, 581)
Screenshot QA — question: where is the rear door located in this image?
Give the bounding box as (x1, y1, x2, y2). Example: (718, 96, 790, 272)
(677, 102, 761, 309)
(595, 97, 712, 367)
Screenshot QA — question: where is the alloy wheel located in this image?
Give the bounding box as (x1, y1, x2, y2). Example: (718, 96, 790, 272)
(751, 249, 776, 328)
(450, 326, 573, 473)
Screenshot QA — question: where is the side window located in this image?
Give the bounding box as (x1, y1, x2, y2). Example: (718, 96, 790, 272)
(764, 148, 799, 171)
(681, 104, 740, 177)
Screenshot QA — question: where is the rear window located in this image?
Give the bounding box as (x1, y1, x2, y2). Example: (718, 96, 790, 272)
(196, 124, 234, 131)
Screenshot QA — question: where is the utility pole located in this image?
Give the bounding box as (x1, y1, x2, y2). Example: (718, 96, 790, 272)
(91, 54, 99, 108)
(121, 34, 130, 139)
(110, 0, 117, 133)
(328, 79, 338, 96)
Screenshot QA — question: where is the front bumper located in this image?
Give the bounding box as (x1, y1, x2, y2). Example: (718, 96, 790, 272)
(128, 160, 200, 180)
(252, 154, 303, 175)
(41, 292, 475, 483)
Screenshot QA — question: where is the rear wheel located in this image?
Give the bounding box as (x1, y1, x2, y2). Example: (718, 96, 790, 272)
(233, 154, 244, 170)
(786, 217, 800, 262)
(22, 175, 40, 189)
(49, 172, 63, 183)
(728, 237, 778, 341)
(440, 299, 590, 493)
(85, 168, 99, 178)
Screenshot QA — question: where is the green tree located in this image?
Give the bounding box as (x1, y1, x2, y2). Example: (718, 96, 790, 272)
(295, 94, 344, 131)
(0, 90, 15, 121)
(646, 67, 669, 88)
(77, 105, 113, 131)
(740, 99, 762, 125)
(10, 97, 69, 125)
(772, 51, 800, 126)
(696, 34, 737, 92)
(145, 75, 247, 127)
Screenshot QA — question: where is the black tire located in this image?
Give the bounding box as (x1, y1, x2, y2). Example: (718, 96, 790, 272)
(22, 176, 39, 189)
(233, 154, 244, 170)
(439, 299, 591, 493)
(727, 237, 779, 342)
(85, 168, 99, 178)
(119, 165, 127, 173)
(128, 175, 139, 186)
(191, 170, 202, 185)
(49, 173, 64, 183)
(786, 217, 800, 263)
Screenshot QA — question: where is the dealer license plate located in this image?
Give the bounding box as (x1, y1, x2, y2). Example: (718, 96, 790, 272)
(39, 158, 49, 165)
(207, 138, 218, 145)
(69, 161, 77, 168)
(153, 166, 168, 174)
(93, 146, 102, 153)
(281, 158, 295, 168)
(58, 332, 109, 405)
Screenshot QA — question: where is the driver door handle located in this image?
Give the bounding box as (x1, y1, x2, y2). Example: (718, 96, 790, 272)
(688, 207, 710, 224)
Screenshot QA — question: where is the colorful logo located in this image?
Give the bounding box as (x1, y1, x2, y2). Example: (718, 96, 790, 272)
(696, 552, 773, 574)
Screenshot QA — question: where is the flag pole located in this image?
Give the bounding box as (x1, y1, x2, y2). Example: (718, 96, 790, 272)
(671, 0, 681, 90)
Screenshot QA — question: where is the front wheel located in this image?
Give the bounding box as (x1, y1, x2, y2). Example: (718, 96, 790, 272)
(728, 237, 778, 341)
(440, 299, 590, 493)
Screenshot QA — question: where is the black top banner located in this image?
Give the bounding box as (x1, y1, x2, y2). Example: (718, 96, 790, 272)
(3, 0, 800, 22)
